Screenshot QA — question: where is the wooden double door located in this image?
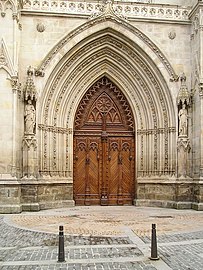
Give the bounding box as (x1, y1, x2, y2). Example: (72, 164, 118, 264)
(73, 77, 135, 206)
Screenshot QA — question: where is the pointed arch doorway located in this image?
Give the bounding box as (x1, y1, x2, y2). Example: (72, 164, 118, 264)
(73, 77, 135, 205)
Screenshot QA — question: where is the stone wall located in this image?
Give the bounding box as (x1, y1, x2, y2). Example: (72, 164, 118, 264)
(0, 0, 203, 212)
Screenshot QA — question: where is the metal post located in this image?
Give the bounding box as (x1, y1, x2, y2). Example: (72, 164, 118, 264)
(58, 225, 65, 262)
(150, 224, 159, 260)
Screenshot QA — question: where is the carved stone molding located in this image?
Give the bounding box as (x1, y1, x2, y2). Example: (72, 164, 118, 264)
(38, 124, 72, 134)
(36, 17, 178, 82)
(20, 0, 190, 22)
(40, 33, 174, 175)
(89, 0, 127, 21)
(137, 127, 176, 135)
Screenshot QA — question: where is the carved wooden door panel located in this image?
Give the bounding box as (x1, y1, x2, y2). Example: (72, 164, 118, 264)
(108, 138, 134, 205)
(74, 137, 101, 205)
(73, 77, 135, 205)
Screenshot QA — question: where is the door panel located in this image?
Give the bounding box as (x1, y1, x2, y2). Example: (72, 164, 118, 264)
(73, 139, 87, 205)
(73, 76, 135, 206)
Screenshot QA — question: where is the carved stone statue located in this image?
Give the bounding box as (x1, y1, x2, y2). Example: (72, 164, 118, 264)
(178, 104, 188, 136)
(25, 100, 36, 134)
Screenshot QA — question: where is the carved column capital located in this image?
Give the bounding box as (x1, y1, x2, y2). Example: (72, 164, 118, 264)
(10, 76, 22, 98)
(22, 135, 37, 151)
(177, 137, 191, 153)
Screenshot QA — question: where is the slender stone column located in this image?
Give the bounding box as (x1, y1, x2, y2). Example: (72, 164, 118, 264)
(199, 85, 203, 177)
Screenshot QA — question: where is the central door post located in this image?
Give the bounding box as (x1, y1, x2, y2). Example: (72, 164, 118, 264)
(100, 112, 108, 206)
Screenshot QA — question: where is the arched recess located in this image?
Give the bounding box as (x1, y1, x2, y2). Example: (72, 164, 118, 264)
(73, 76, 135, 206)
(37, 20, 176, 189)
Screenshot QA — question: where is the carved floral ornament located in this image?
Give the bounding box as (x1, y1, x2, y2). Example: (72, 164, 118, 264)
(36, 22, 45, 32)
(168, 30, 176, 40)
(20, 0, 189, 22)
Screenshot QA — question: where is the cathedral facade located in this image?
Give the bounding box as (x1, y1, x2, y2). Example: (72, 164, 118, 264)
(0, 0, 203, 213)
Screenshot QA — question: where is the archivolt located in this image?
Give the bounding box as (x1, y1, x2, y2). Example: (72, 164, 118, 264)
(37, 17, 178, 83)
(38, 28, 176, 177)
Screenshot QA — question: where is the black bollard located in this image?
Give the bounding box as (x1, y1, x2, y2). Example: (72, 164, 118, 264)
(58, 225, 65, 262)
(150, 224, 159, 260)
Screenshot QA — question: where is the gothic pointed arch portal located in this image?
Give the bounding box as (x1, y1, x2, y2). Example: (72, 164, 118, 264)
(73, 77, 135, 206)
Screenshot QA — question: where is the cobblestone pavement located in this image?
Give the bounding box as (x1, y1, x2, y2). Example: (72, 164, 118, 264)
(0, 206, 203, 270)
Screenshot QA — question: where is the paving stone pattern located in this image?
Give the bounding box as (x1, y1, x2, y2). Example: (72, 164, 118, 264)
(160, 243, 203, 270)
(0, 217, 131, 248)
(140, 230, 203, 244)
(0, 261, 157, 270)
(1, 208, 203, 270)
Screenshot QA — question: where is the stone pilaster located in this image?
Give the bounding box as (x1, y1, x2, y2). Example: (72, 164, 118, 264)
(22, 135, 38, 178)
(199, 84, 203, 177)
(177, 136, 191, 178)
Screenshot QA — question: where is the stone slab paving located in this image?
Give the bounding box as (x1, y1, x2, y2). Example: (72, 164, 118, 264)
(0, 206, 203, 270)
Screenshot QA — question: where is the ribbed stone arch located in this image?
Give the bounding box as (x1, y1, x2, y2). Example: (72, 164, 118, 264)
(38, 24, 176, 180)
(36, 17, 178, 92)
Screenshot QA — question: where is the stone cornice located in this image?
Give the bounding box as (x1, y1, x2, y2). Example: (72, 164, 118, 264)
(20, 0, 191, 23)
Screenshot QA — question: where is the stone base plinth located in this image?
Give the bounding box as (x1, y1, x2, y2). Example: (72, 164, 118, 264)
(0, 204, 22, 214)
(135, 177, 203, 211)
(192, 202, 203, 211)
(134, 199, 176, 208)
(39, 200, 75, 210)
(22, 203, 40, 211)
(174, 201, 192, 209)
(0, 178, 75, 213)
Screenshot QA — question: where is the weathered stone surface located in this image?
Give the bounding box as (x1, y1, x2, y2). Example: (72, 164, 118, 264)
(1, 0, 203, 212)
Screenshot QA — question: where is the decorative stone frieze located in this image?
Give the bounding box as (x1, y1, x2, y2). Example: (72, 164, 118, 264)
(89, 0, 127, 21)
(20, 0, 190, 22)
